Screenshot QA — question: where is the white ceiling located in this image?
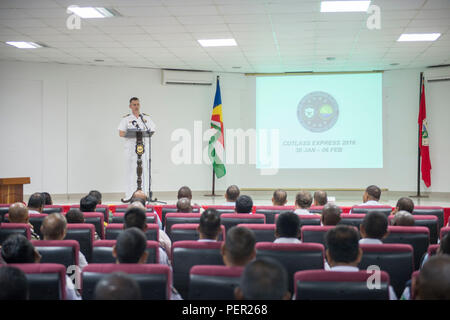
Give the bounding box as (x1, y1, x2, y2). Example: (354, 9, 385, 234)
(0, 0, 449, 73)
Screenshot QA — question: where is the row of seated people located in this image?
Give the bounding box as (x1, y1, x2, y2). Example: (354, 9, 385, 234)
(1, 204, 450, 300)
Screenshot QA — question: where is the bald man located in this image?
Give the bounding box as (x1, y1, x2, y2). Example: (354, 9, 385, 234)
(41, 213, 88, 270)
(8, 202, 40, 240)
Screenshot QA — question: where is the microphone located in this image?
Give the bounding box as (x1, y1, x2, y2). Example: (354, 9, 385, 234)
(139, 113, 151, 132)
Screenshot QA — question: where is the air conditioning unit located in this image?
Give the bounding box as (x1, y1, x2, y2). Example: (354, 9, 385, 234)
(425, 66, 450, 82)
(161, 69, 214, 85)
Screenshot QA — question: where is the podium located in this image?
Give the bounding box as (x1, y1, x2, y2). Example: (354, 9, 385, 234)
(121, 128, 154, 203)
(0, 177, 31, 203)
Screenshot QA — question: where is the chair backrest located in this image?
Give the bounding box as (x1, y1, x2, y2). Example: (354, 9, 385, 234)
(72, 212, 104, 240)
(351, 206, 393, 216)
(172, 240, 224, 299)
(358, 243, 414, 298)
(104, 224, 159, 242)
(294, 269, 390, 300)
(171, 224, 225, 242)
(42, 205, 64, 214)
(389, 215, 439, 244)
(0, 204, 10, 220)
(70, 204, 111, 223)
(427, 244, 440, 257)
(383, 226, 430, 270)
(220, 214, 265, 232)
(189, 265, 244, 300)
(0, 223, 31, 244)
(237, 224, 276, 242)
(28, 214, 48, 238)
(274, 214, 321, 227)
(254, 206, 296, 224)
(413, 206, 444, 229)
(114, 204, 154, 213)
(202, 205, 237, 214)
(91, 240, 159, 264)
(111, 212, 157, 225)
(64, 224, 95, 263)
(160, 205, 201, 229)
(338, 214, 366, 229)
(301, 225, 335, 246)
(165, 213, 201, 240)
(81, 264, 171, 300)
(440, 226, 450, 240)
(3, 263, 67, 300)
(255, 242, 325, 294)
(32, 240, 80, 268)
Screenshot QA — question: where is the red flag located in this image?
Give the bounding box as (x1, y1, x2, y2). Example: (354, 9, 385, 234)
(418, 80, 431, 187)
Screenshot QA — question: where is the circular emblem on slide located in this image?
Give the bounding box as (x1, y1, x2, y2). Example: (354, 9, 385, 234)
(297, 91, 339, 132)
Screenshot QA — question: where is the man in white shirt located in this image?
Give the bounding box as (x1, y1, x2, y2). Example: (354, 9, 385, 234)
(325, 225, 396, 300)
(117, 97, 156, 200)
(223, 185, 240, 206)
(197, 208, 221, 242)
(221, 227, 256, 267)
(27, 192, 44, 215)
(274, 211, 301, 244)
(359, 211, 388, 244)
(293, 191, 314, 215)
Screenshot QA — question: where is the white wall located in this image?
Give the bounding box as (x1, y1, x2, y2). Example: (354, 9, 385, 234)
(0, 61, 449, 194)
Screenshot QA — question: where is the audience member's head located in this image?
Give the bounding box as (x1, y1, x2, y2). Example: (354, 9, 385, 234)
(88, 190, 102, 205)
(123, 207, 147, 231)
(313, 190, 328, 206)
(1, 234, 41, 264)
(0, 266, 29, 300)
(41, 213, 67, 240)
(225, 185, 240, 203)
(66, 209, 85, 224)
(221, 227, 256, 267)
(113, 227, 148, 264)
(321, 203, 342, 226)
(439, 233, 450, 255)
(414, 255, 450, 300)
(391, 211, 415, 226)
(128, 201, 146, 210)
(95, 272, 141, 300)
(325, 225, 362, 267)
(41, 192, 53, 205)
(176, 197, 193, 213)
(295, 191, 312, 209)
(27, 192, 44, 212)
(275, 211, 300, 239)
(198, 209, 221, 240)
(360, 211, 388, 240)
(363, 185, 381, 202)
(235, 195, 253, 214)
(272, 189, 287, 206)
(80, 195, 97, 212)
(235, 258, 290, 300)
(177, 186, 192, 200)
(8, 202, 29, 224)
(395, 197, 414, 213)
(131, 190, 147, 205)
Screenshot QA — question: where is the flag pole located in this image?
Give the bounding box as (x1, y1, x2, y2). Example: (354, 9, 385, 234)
(411, 72, 428, 198)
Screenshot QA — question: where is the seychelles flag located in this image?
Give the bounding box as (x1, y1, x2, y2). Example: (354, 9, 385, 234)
(418, 78, 431, 187)
(208, 77, 226, 178)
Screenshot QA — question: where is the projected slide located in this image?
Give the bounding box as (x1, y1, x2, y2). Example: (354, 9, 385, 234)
(256, 73, 383, 169)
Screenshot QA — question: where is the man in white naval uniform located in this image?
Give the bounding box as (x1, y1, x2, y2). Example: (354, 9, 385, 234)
(118, 97, 156, 200)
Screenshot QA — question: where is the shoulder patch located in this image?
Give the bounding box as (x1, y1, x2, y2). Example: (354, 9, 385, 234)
(122, 113, 130, 118)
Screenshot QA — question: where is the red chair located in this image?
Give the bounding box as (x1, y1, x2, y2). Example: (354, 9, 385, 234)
(161, 205, 201, 229)
(65, 224, 95, 263)
(0, 223, 31, 243)
(389, 215, 439, 244)
(79, 212, 105, 240)
(202, 205, 237, 214)
(301, 225, 335, 245)
(42, 205, 64, 214)
(69, 204, 111, 223)
(413, 206, 444, 229)
(440, 226, 450, 240)
(165, 213, 202, 239)
(350, 205, 393, 216)
(170, 223, 226, 242)
(339, 214, 366, 229)
(220, 213, 265, 231)
(92, 239, 159, 264)
(237, 224, 276, 242)
(111, 211, 158, 224)
(31, 239, 80, 268)
(274, 214, 321, 227)
(254, 206, 296, 224)
(105, 223, 159, 242)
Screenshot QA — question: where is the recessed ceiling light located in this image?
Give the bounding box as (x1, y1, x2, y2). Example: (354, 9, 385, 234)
(198, 39, 237, 47)
(390, 63, 399, 66)
(5, 41, 42, 49)
(397, 33, 441, 42)
(321, 1, 371, 12)
(67, 6, 117, 18)
(326, 57, 336, 61)
(94, 59, 104, 62)
(232, 66, 241, 69)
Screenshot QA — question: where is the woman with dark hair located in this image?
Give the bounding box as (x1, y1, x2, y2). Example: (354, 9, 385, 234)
(41, 192, 53, 205)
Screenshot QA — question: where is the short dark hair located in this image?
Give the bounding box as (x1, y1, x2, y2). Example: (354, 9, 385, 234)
(88, 190, 102, 205)
(1, 234, 36, 263)
(313, 191, 328, 206)
(80, 195, 97, 212)
(27, 193, 44, 210)
(272, 189, 287, 206)
(66, 209, 85, 224)
(115, 228, 147, 263)
(235, 195, 253, 214)
(226, 185, 240, 202)
(225, 227, 256, 266)
(129, 97, 139, 104)
(391, 211, 415, 226)
(95, 272, 141, 300)
(123, 207, 147, 231)
(0, 266, 29, 300)
(177, 186, 192, 200)
(366, 185, 381, 201)
(41, 192, 53, 205)
(396, 197, 414, 213)
(295, 191, 312, 209)
(440, 233, 450, 255)
(361, 211, 388, 239)
(321, 204, 341, 226)
(276, 211, 300, 238)
(240, 258, 288, 300)
(325, 225, 360, 264)
(416, 255, 450, 299)
(199, 209, 221, 239)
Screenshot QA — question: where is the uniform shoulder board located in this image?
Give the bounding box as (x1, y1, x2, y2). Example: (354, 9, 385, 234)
(122, 113, 130, 118)
(142, 113, 149, 116)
